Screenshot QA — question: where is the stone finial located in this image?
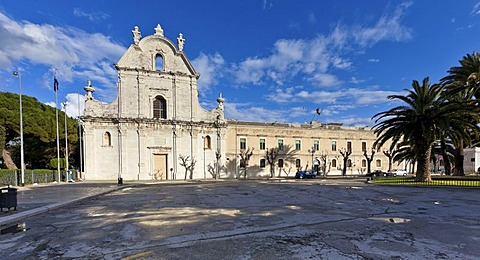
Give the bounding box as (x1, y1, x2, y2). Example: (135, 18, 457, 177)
(84, 80, 95, 100)
(217, 92, 225, 110)
(214, 92, 225, 123)
(154, 24, 164, 36)
(177, 33, 185, 51)
(132, 26, 141, 45)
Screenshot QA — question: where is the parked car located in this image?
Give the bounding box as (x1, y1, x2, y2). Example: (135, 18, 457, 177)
(389, 169, 408, 176)
(295, 171, 316, 179)
(365, 170, 391, 177)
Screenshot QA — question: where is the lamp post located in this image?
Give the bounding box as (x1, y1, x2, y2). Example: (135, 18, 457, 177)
(13, 71, 25, 186)
(201, 136, 206, 179)
(62, 102, 69, 182)
(308, 146, 316, 173)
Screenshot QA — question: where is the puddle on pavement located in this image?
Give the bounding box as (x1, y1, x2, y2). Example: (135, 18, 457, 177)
(1, 223, 29, 235)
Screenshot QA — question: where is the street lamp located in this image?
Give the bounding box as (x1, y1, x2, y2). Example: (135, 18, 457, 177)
(201, 136, 206, 179)
(13, 71, 25, 186)
(308, 146, 316, 173)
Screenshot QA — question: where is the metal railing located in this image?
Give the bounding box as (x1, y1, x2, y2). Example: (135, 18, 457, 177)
(0, 169, 77, 186)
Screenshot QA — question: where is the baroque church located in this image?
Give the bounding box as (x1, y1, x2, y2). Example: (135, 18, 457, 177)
(81, 24, 395, 181)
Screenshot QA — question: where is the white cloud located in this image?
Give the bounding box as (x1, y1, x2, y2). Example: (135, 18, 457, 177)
(234, 2, 412, 87)
(64, 93, 85, 118)
(368, 58, 380, 63)
(266, 86, 400, 107)
(192, 52, 225, 95)
(44, 101, 56, 108)
(325, 116, 375, 127)
(225, 103, 285, 122)
(0, 11, 125, 100)
(73, 8, 110, 22)
(263, 0, 273, 10)
(472, 2, 480, 15)
(353, 1, 413, 47)
(350, 77, 365, 84)
(310, 73, 342, 87)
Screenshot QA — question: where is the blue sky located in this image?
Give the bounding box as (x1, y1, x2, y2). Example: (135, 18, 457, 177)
(1, 1, 480, 126)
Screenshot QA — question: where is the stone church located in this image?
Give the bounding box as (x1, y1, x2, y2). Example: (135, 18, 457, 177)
(81, 24, 396, 181)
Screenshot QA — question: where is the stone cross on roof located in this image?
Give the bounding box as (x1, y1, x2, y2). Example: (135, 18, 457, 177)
(177, 33, 185, 51)
(132, 26, 141, 45)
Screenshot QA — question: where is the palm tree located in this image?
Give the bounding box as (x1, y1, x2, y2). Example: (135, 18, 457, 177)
(442, 52, 480, 99)
(372, 78, 480, 181)
(441, 52, 480, 175)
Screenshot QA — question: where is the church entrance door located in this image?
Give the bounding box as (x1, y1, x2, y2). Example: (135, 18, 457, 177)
(153, 154, 168, 180)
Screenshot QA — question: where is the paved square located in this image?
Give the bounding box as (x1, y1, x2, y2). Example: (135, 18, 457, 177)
(1, 179, 479, 259)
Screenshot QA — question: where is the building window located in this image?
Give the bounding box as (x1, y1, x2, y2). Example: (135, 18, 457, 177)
(153, 96, 167, 119)
(362, 142, 367, 153)
(260, 159, 266, 168)
(376, 159, 382, 168)
(259, 138, 266, 150)
(204, 136, 211, 149)
(313, 140, 319, 151)
(295, 140, 301, 151)
(347, 159, 352, 167)
(362, 159, 366, 168)
(103, 131, 111, 146)
(278, 159, 284, 168)
(278, 139, 284, 150)
(155, 54, 164, 71)
(332, 158, 337, 168)
(347, 141, 352, 153)
(240, 138, 246, 150)
(331, 140, 337, 151)
(295, 159, 301, 168)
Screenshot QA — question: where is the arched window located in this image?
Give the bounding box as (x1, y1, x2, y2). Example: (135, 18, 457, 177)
(376, 159, 382, 168)
(153, 96, 167, 119)
(332, 159, 337, 168)
(362, 159, 367, 168)
(204, 136, 211, 149)
(295, 159, 301, 168)
(155, 54, 164, 71)
(278, 159, 284, 168)
(260, 159, 266, 168)
(103, 132, 111, 146)
(347, 159, 352, 167)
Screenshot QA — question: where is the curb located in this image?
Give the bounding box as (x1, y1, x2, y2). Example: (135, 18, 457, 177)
(0, 184, 132, 227)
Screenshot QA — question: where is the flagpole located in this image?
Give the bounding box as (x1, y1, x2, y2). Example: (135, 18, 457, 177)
(55, 72, 61, 183)
(63, 102, 69, 182)
(77, 91, 83, 180)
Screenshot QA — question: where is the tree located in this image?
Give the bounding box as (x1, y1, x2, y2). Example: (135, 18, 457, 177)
(441, 52, 480, 175)
(373, 78, 480, 181)
(339, 148, 351, 176)
(239, 147, 254, 179)
(265, 148, 279, 178)
(438, 139, 455, 175)
(0, 92, 79, 169)
(382, 146, 397, 172)
(319, 151, 330, 176)
(178, 155, 196, 180)
(363, 148, 375, 174)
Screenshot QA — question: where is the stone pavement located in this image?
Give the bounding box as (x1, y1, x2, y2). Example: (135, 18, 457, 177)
(0, 181, 127, 226)
(1, 178, 480, 259)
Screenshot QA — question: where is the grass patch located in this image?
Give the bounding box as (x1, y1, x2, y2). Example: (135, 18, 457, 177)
(372, 176, 480, 187)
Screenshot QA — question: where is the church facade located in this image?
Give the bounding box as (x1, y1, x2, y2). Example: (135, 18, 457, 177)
(81, 24, 395, 181)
